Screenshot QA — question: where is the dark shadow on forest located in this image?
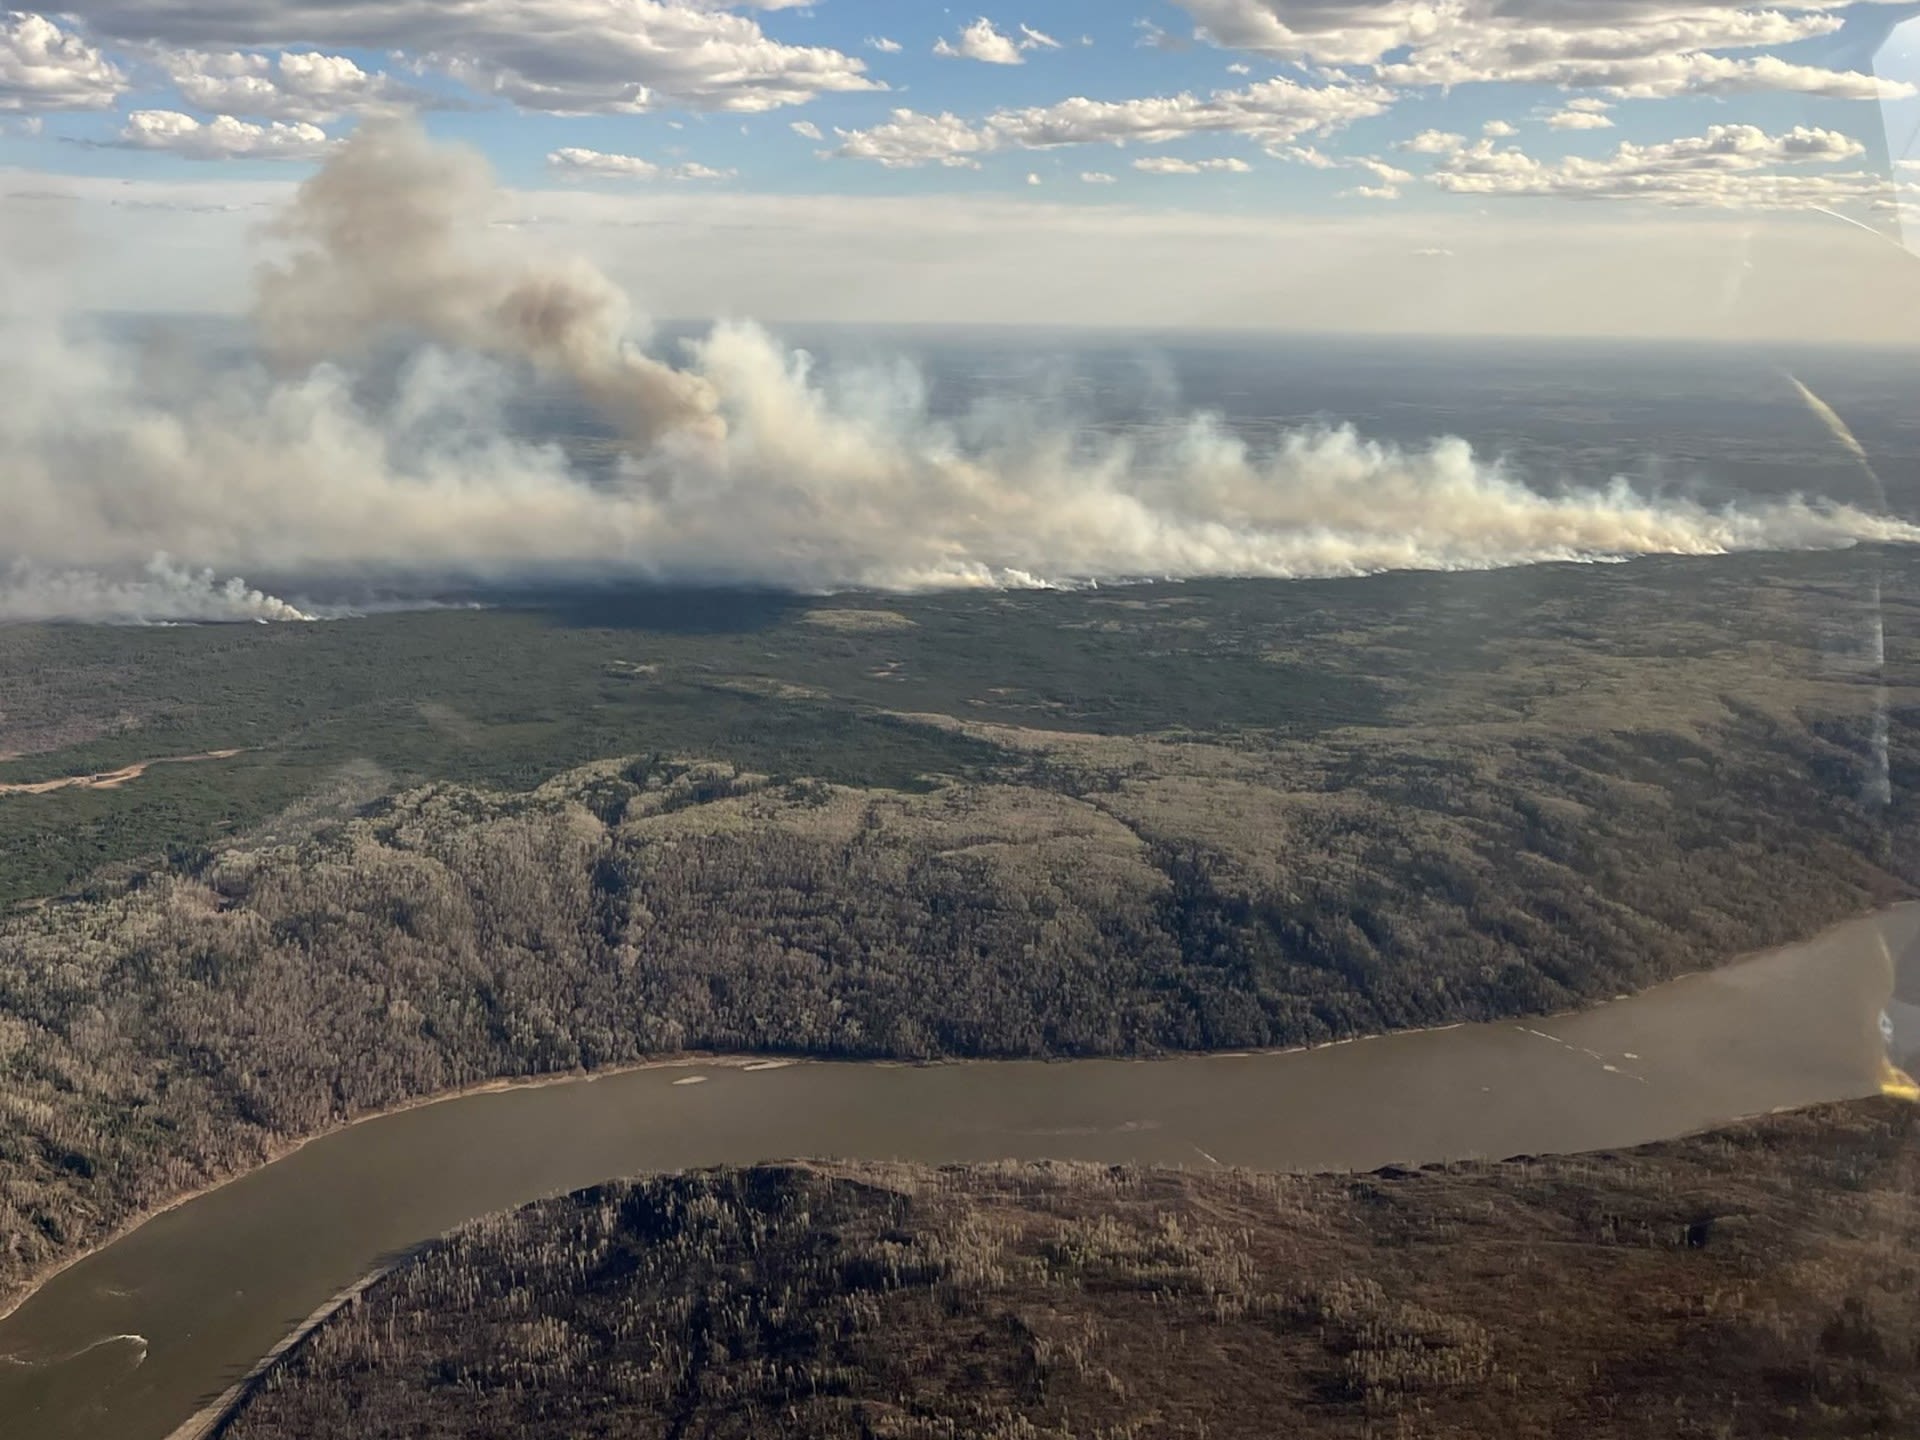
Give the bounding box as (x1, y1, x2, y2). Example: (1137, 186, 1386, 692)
(504, 587, 809, 635)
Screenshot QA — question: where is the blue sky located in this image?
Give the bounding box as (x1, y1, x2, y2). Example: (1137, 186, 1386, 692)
(3, 3, 1918, 204)
(6, 3, 1920, 333)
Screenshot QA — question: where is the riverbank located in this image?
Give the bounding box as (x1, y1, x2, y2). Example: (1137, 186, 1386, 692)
(4, 901, 1914, 1337)
(0, 1054, 744, 1329)
(215, 1098, 1920, 1440)
(3, 900, 1911, 1440)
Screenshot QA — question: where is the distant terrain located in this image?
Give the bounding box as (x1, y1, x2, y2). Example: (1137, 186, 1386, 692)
(220, 1098, 1920, 1439)
(2, 550, 1917, 1314)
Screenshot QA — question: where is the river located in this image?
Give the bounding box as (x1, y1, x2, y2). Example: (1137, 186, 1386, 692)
(2, 906, 1916, 1440)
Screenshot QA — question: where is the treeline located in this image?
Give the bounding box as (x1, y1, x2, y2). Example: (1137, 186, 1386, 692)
(223, 1100, 1920, 1439)
(0, 698, 1912, 1310)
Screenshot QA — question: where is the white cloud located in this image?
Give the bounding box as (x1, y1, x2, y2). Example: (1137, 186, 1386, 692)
(866, 36, 902, 53)
(934, 18, 1026, 65)
(833, 109, 993, 169)
(835, 76, 1392, 167)
(1278, 143, 1339, 167)
(119, 108, 330, 159)
(1134, 155, 1253, 173)
(789, 119, 821, 140)
(58, 1, 883, 114)
(1357, 156, 1412, 184)
(1482, 118, 1516, 138)
(1026, 170, 1041, 184)
(1170, 1, 1915, 101)
(0, 11, 123, 111)
(1080, 170, 1116, 183)
(1226, 61, 1251, 75)
(1399, 129, 1465, 154)
(1019, 24, 1062, 50)
(161, 49, 421, 123)
(547, 146, 735, 181)
(1422, 122, 1886, 209)
(1544, 106, 1615, 130)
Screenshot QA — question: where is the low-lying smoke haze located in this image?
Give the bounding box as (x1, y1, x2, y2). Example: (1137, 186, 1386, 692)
(3, 122, 1916, 625)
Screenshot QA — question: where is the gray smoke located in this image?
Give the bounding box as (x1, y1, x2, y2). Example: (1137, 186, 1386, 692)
(255, 122, 723, 448)
(2, 123, 1917, 619)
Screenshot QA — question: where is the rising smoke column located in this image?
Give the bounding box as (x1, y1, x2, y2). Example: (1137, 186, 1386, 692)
(255, 122, 724, 449)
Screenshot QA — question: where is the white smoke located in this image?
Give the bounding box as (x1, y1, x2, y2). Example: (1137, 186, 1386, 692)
(2, 122, 1916, 618)
(0, 557, 312, 625)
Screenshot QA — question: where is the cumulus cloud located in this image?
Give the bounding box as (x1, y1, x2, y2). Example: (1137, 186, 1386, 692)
(1482, 118, 1516, 137)
(7, 121, 1917, 620)
(866, 36, 902, 53)
(548, 147, 736, 182)
(57, 0, 881, 114)
(789, 119, 821, 140)
(934, 18, 1027, 65)
(1422, 122, 1889, 208)
(160, 48, 424, 123)
(1080, 170, 1117, 183)
(833, 109, 995, 169)
(1276, 143, 1413, 193)
(1339, 154, 1413, 197)
(1170, 0, 1914, 100)
(119, 109, 331, 159)
(0, 11, 123, 110)
(834, 75, 1392, 166)
(1544, 106, 1615, 130)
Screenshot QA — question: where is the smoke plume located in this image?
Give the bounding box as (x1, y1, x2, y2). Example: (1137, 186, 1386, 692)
(0, 557, 312, 625)
(255, 122, 723, 448)
(1, 122, 1916, 621)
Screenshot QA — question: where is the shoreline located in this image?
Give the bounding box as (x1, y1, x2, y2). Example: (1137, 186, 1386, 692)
(0, 1052, 746, 1330)
(161, 1260, 405, 1440)
(3, 899, 1913, 1333)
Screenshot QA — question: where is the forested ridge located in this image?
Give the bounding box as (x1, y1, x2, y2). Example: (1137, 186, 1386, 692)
(3, 555, 1919, 1315)
(223, 1099, 1920, 1439)
(1, 701, 1911, 1314)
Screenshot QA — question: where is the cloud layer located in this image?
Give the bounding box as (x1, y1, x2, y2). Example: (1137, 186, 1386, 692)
(1413, 122, 1901, 208)
(120, 109, 331, 159)
(0, 11, 122, 111)
(1172, 0, 1914, 98)
(56, 0, 881, 114)
(835, 76, 1394, 167)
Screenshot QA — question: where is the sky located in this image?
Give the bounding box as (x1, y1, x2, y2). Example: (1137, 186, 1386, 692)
(6, 2, 1920, 336)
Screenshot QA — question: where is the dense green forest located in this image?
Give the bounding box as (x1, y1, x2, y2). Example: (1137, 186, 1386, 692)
(2, 551, 1917, 1313)
(221, 1099, 1920, 1439)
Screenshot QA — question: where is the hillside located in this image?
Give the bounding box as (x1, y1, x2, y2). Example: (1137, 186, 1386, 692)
(223, 1099, 1920, 1439)
(3, 554, 1917, 1314)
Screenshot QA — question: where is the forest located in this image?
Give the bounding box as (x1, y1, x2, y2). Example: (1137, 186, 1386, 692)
(222, 1099, 1920, 1438)
(2, 549, 1918, 1314)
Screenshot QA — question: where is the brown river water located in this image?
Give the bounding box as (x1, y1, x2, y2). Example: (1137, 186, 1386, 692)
(3, 906, 1917, 1440)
